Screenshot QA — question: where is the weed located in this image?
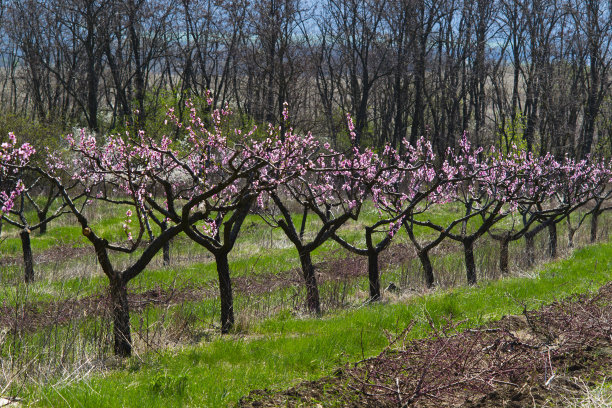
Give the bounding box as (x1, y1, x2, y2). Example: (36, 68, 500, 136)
(150, 372, 188, 397)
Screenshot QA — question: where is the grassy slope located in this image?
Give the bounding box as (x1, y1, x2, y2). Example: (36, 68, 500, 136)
(27, 240, 612, 407)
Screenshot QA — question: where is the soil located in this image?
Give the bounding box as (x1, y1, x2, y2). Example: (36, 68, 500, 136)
(239, 282, 612, 407)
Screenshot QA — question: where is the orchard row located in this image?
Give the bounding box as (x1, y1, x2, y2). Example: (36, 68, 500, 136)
(1, 101, 611, 357)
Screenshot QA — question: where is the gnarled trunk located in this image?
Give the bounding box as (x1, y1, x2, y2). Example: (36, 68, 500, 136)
(109, 276, 132, 357)
(20, 229, 34, 283)
(215, 252, 234, 333)
(367, 251, 381, 301)
(299, 250, 321, 315)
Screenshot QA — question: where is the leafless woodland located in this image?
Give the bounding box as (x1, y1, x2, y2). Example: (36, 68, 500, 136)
(0, 0, 609, 158)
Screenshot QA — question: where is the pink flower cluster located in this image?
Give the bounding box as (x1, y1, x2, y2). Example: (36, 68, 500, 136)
(6, 98, 611, 244)
(0, 133, 35, 214)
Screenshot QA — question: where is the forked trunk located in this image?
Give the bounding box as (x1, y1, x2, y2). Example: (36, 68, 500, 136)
(109, 276, 132, 357)
(367, 251, 381, 301)
(215, 252, 234, 333)
(299, 250, 321, 315)
(20, 229, 34, 283)
(464, 239, 477, 285)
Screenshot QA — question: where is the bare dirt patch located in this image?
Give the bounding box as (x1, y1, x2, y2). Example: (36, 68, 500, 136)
(239, 283, 612, 407)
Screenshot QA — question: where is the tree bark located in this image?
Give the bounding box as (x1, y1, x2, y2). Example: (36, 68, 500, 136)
(162, 221, 170, 266)
(163, 241, 170, 266)
(128, 0, 145, 127)
(591, 210, 599, 243)
(109, 276, 132, 357)
(410, 61, 424, 146)
(85, 5, 99, 132)
(548, 222, 557, 258)
(20, 229, 34, 283)
(499, 237, 510, 275)
(215, 252, 234, 333)
(464, 239, 477, 285)
(299, 250, 321, 315)
(567, 227, 575, 249)
(37, 210, 48, 235)
(418, 249, 435, 288)
(299, 206, 308, 240)
(525, 232, 535, 267)
(367, 251, 381, 301)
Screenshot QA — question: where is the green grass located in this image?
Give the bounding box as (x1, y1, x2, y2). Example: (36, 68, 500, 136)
(23, 239, 612, 407)
(1, 199, 609, 406)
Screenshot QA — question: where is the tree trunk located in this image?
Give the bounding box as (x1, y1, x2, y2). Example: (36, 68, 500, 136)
(499, 237, 510, 275)
(464, 239, 477, 285)
(410, 67, 424, 146)
(367, 251, 381, 301)
(109, 276, 132, 357)
(162, 221, 170, 266)
(85, 15, 99, 132)
(525, 232, 535, 267)
(215, 252, 234, 333)
(299, 250, 321, 315)
(163, 241, 170, 266)
(568, 227, 575, 249)
(418, 249, 435, 288)
(591, 210, 599, 243)
(20, 229, 34, 283)
(299, 206, 308, 240)
(37, 210, 48, 235)
(548, 222, 557, 258)
(128, 0, 145, 127)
